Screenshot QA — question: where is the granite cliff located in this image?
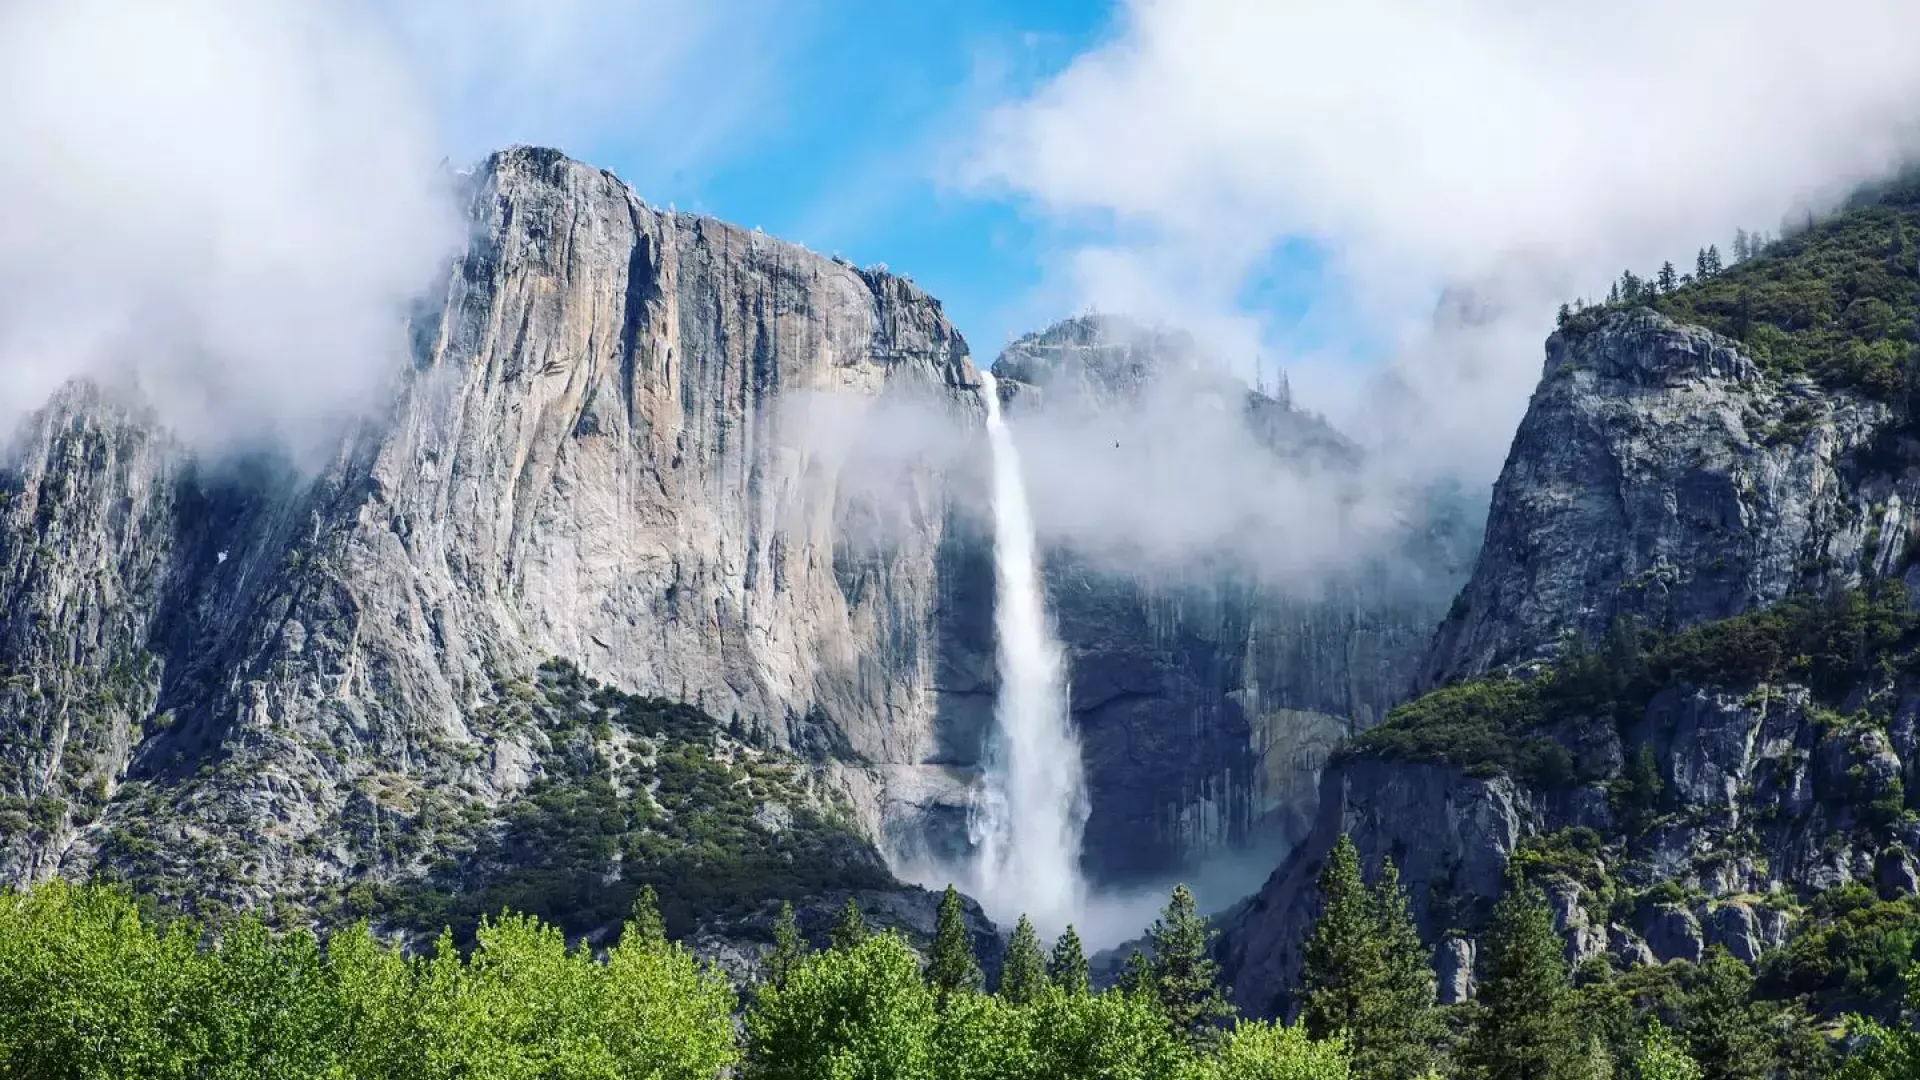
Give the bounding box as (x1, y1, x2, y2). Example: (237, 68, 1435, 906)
(1221, 186, 1920, 1021)
(0, 148, 1462, 941)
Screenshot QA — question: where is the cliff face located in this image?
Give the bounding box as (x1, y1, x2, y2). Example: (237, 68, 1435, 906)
(0, 147, 987, 912)
(1220, 306, 1920, 1017)
(993, 317, 1474, 882)
(0, 149, 1461, 922)
(1424, 309, 1899, 686)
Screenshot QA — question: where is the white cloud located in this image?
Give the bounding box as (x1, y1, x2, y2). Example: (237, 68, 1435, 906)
(0, 0, 457, 454)
(969, 0, 1920, 480)
(0, 0, 790, 456)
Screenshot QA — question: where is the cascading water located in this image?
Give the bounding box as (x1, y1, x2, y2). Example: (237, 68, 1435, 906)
(967, 371, 1090, 936)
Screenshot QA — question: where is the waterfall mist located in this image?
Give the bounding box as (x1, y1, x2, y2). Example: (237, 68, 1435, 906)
(966, 371, 1091, 938)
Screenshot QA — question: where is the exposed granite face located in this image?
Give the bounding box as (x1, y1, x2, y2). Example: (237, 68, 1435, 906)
(0, 147, 991, 909)
(1424, 309, 1899, 687)
(1220, 310, 1920, 1017)
(991, 316, 1474, 882)
(0, 150, 1471, 923)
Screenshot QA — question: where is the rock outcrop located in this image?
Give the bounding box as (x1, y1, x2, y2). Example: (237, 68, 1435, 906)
(1220, 307, 1920, 1017)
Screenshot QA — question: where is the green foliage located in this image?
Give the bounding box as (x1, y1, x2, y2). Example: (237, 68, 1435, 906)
(766, 901, 808, 988)
(1353, 586, 1920, 780)
(1193, 1021, 1352, 1080)
(1300, 838, 1439, 1080)
(1679, 950, 1771, 1080)
(1048, 924, 1090, 996)
(373, 659, 890, 943)
(1145, 884, 1236, 1048)
(1833, 966, 1920, 1080)
(1631, 1020, 1703, 1080)
(998, 916, 1048, 1006)
(0, 880, 737, 1080)
(1460, 870, 1584, 1080)
(831, 896, 871, 951)
(745, 931, 936, 1080)
(1757, 885, 1920, 1009)
(928, 885, 983, 1003)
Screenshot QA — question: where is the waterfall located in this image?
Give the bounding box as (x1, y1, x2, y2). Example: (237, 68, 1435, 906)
(968, 370, 1089, 936)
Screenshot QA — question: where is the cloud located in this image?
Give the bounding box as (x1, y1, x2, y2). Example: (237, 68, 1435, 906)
(967, 0, 1920, 481)
(0, 0, 792, 457)
(0, 0, 458, 455)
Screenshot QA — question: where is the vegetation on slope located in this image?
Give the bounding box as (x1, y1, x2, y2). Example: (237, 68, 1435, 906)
(1558, 170, 1920, 403)
(1348, 583, 1919, 783)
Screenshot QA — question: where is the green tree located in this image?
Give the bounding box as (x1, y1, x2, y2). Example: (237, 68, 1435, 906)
(1681, 950, 1770, 1080)
(1631, 1020, 1702, 1080)
(1459, 869, 1582, 1080)
(831, 896, 870, 951)
(1696, 249, 1711, 280)
(1193, 1020, 1351, 1080)
(1705, 245, 1723, 275)
(600, 904, 740, 1080)
(998, 915, 1048, 1005)
(1049, 924, 1090, 996)
(1118, 950, 1155, 997)
(1027, 983, 1192, 1080)
(1300, 835, 1377, 1041)
(765, 901, 808, 987)
(628, 884, 668, 946)
(745, 931, 935, 1080)
(932, 988, 1033, 1080)
(1300, 837, 1438, 1080)
(927, 885, 983, 1003)
(1147, 883, 1235, 1048)
(1657, 262, 1678, 293)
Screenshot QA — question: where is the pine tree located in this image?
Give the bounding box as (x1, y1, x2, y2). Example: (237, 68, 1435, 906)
(1681, 951, 1770, 1080)
(1459, 869, 1582, 1080)
(629, 885, 667, 946)
(1695, 248, 1710, 280)
(1557, 303, 1572, 328)
(1608, 281, 1621, 305)
(1300, 835, 1375, 1041)
(1118, 949, 1155, 997)
(766, 901, 808, 987)
(1301, 837, 1439, 1080)
(830, 897, 869, 951)
(926, 885, 981, 1002)
(1369, 860, 1441, 1080)
(1657, 261, 1677, 293)
(1147, 883, 1234, 1049)
(1048, 925, 1090, 996)
(1733, 229, 1751, 263)
(1705, 244, 1722, 275)
(998, 915, 1047, 1005)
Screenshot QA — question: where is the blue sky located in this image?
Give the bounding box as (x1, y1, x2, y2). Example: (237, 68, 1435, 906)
(548, 0, 1121, 357)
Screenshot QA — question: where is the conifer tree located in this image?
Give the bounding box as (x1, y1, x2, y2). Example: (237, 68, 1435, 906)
(1147, 884, 1234, 1048)
(1696, 248, 1711, 280)
(1301, 837, 1439, 1080)
(830, 897, 869, 951)
(1048, 925, 1090, 996)
(1459, 868, 1581, 1080)
(927, 885, 982, 1002)
(1369, 860, 1441, 1080)
(765, 901, 807, 987)
(998, 915, 1047, 1005)
(1608, 281, 1621, 305)
(1682, 951, 1770, 1080)
(1300, 835, 1375, 1041)
(630, 885, 667, 946)
(1733, 229, 1751, 263)
(1118, 949, 1155, 997)
(1557, 303, 1572, 328)
(1657, 261, 1677, 293)
(1706, 244, 1722, 275)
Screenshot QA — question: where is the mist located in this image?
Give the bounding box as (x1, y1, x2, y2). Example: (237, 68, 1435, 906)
(0, 0, 458, 456)
(966, 0, 1920, 486)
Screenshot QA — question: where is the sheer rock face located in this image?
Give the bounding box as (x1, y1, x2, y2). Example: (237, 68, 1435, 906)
(0, 150, 1465, 913)
(0, 147, 987, 904)
(991, 316, 1473, 882)
(1219, 310, 1920, 1018)
(1424, 309, 1898, 687)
